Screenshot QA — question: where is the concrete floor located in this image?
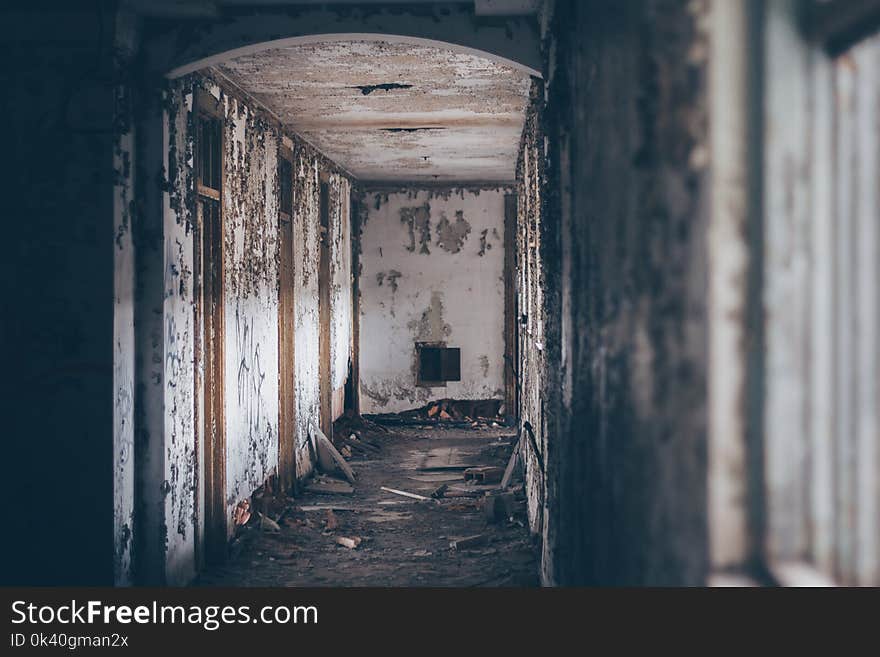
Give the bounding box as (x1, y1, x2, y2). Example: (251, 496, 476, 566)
(198, 424, 539, 587)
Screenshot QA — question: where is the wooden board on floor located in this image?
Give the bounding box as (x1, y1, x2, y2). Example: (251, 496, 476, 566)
(407, 473, 465, 483)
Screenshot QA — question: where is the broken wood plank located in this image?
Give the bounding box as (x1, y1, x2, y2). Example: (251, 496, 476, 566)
(298, 505, 355, 512)
(450, 534, 487, 550)
(312, 421, 356, 484)
(417, 465, 476, 472)
(341, 433, 380, 454)
(407, 473, 465, 483)
(441, 486, 484, 498)
(380, 486, 431, 501)
(501, 443, 520, 489)
(304, 480, 354, 496)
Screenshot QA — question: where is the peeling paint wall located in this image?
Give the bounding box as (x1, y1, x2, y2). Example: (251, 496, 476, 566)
(286, 152, 351, 481)
(359, 188, 508, 414)
(218, 88, 280, 529)
(162, 79, 198, 584)
(516, 79, 547, 534)
(216, 40, 532, 184)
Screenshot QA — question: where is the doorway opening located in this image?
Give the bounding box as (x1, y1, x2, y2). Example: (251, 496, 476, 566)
(194, 90, 227, 566)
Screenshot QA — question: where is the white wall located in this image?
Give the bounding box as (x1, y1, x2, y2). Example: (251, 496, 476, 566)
(163, 80, 198, 584)
(329, 176, 353, 403)
(292, 150, 321, 479)
(221, 94, 280, 527)
(359, 188, 508, 414)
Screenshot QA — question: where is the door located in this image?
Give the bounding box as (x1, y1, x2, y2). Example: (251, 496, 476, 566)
(277, 150, 297, 493)
(194, 92, 226, 566)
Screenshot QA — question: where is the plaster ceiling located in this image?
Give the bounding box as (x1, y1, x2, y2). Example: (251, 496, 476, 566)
(216, 40, 533, 183)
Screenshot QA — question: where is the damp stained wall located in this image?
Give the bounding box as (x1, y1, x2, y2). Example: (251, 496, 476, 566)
(290, 146, 321, 480)
(162, 79, 198, 583)
(288, 144, 354, 479)
(328, 175, 353, 412)
(358, 188, 508, 414)
(216, 39, 532, 184)
(539, 0, 711, 586)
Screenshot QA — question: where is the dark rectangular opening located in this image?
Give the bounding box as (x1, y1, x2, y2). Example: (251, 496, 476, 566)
(418, 344, 461, 386)
(197, 114, 222, 196)
(279, 156, 293, 219)
(194, 91, 226, 567)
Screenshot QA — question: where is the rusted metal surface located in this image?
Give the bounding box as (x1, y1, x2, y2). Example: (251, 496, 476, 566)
(138, 72, 356, 583)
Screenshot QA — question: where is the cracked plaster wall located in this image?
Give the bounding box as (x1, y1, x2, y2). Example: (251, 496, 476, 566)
(358, 188, 508, 414)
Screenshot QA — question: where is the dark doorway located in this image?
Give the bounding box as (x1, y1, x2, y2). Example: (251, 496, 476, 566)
(194, 91, 227, 566)
(277, 148, 297, 493)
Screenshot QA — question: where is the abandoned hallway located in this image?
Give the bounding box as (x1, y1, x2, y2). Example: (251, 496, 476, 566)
(8, 0, 880, 589)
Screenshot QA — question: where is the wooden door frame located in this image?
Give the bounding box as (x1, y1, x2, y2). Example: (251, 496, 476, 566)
(194, 90, 227, 566)
(277, 144, 297, 494)
(318, 177, 333, 438)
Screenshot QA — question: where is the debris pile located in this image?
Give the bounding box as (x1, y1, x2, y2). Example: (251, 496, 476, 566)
(379, 431, 528, 528)
(200, 415, 539, 587)
(367, 398, 509, 427)
(333, 409, 389, 436)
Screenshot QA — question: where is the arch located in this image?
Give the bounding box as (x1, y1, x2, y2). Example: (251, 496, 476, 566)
(148, 4, 542, 78)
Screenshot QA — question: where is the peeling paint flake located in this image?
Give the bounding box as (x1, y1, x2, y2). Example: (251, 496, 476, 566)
(436, 210, 472, 253)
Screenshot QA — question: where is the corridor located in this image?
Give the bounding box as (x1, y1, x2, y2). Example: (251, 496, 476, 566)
(7, 0, 880, 589)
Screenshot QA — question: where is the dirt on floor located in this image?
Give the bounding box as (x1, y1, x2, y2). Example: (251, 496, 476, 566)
(198, 423, 540, 587)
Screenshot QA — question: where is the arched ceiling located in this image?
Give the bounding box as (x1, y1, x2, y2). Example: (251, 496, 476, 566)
(216, 40, 533, 183)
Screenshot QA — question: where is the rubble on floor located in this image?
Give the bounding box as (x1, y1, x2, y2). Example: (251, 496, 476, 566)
(199, 420, 538, 587)
(366, 399, 511, 428)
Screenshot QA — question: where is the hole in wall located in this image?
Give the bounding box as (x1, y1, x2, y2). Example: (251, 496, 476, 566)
(351, 82, 413, 95)
(417, 343, 461, 386)
(379, 127, 446, 133)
